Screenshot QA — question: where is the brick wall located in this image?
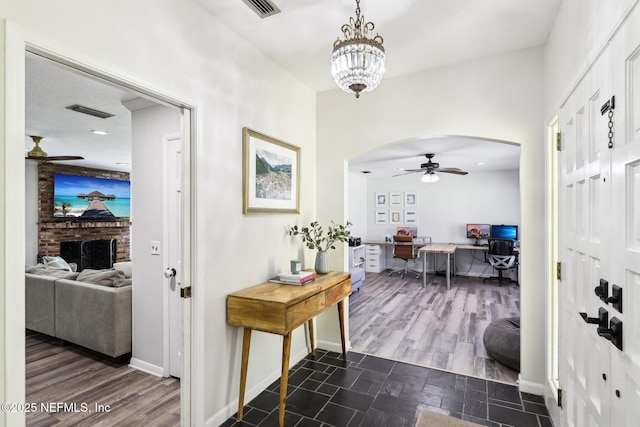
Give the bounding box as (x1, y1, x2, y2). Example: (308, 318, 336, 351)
(38, 163, 131, 262)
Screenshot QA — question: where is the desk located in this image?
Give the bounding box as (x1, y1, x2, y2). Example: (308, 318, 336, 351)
(227, 271, 351, 427)
(419, 243, 457, 289)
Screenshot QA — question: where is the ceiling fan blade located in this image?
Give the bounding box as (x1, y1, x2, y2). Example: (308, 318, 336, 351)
(26, 155, 84, 161)
(392, 170, 424, 177)
(438, 168, 468, 175)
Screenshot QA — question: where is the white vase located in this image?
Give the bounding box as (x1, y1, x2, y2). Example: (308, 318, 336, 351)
(315, 251, 329, 274)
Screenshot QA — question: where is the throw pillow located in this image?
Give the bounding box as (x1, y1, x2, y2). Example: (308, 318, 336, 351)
(113, 261, 133, 279)
(42, 256, 72, 271)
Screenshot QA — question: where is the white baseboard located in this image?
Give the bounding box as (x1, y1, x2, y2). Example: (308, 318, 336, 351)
(317, 339, 347, 354)
(129, 358, 164, 377)
(205, 347, 309, 427)
(518, 374, 545, 395)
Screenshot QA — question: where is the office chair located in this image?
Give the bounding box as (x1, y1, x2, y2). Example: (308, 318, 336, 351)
(483, 238, 517, 286)
(388, 235, 420, 279)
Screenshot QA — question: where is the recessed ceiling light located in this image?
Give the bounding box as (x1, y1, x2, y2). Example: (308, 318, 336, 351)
(361, 170, 372, 174)
(91, 130, 109, 135)
(116, 162, 130, 166)
(476, 162, 485, 166)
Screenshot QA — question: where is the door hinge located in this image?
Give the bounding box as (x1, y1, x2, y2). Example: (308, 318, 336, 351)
(557, 262, 562, 280)
(556, 132, 562, 151)
(558, 388, 563, 407)
(181, 286, 192, 298)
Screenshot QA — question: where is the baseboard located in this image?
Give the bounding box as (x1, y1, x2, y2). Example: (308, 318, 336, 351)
(317, 339, 349, 354)
(205, 346, 309, 427)
(129, 357, 164, 377)
(518, 374, 545, 395)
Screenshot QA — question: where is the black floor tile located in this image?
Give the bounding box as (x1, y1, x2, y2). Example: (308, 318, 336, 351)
(224, 350, 553, 427)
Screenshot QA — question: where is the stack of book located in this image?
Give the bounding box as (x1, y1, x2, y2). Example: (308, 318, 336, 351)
(269, 271, 316, 285)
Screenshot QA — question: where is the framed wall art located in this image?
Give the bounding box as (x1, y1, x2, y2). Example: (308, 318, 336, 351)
(243, 127, 300, 214)
(389, 191, 402, 207)
(375, 192, 388, 208)
(390, 210, 402, 225)
(404, 191, 417, 207)
(404, 209, 417, 225)
(375, 209, 388, 225)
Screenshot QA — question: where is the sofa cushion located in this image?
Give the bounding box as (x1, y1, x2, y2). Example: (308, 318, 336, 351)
(76, 269, 131, 288)
(113, 261, 132, 279)
(42, 256, 73, 271)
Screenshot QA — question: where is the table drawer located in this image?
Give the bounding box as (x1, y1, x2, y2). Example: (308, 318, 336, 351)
(286, 292, 326, 329)
(366, 245, 382, 254)
(325, 279, 351, 306)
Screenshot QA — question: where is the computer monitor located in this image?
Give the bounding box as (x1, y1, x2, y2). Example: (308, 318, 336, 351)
(466, 224, 490, 245)
(491, 224, 518, 240)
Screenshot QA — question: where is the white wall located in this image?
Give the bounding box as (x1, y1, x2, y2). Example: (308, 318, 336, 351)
(365, 169, 520, 243)
(317, 47, 546, 392)
(347, 172, 368, 239)
(0, 1, 316, 425)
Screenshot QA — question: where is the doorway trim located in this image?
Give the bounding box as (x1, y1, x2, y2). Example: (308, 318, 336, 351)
(0, 20, 200, 426)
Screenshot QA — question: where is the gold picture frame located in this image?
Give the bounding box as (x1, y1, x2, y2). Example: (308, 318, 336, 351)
(243, 127, 300, 214)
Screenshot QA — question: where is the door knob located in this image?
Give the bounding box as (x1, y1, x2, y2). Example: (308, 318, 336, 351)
(164, 268, 177, 278)
(579, 307, 608, 328)
(597, 317, 623, 351)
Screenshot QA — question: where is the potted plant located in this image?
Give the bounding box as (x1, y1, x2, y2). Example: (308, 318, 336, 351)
(289, 221, 352, 274)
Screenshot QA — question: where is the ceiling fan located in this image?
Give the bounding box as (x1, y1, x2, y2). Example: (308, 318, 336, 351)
(25, 135, 84, 161)
(393, 153, 468, 181)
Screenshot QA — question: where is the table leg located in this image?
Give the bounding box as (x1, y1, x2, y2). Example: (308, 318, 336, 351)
(446, 254, 451, 290)
(422, 251, 427, 288)
(279, 332, 292, 427)
(337, 300, 347, 361)
(307, 319, 315, 356)
(237, 328, 252, 421)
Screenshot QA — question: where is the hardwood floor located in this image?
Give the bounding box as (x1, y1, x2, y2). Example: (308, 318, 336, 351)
(349, 272, 520, 384)
(25, 331, 180, 426)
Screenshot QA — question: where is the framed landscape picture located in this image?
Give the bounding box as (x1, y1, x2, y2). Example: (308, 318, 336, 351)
(243, 127, 300, 214)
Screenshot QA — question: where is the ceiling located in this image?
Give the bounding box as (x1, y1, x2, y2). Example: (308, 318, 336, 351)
(24, 0, 561, 173)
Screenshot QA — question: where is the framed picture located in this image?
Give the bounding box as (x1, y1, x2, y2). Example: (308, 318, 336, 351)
(389, 191, 402, 207)
(375, 209, 388, 225)
(375, 192, 388, 208)
(243, 127, 300, 214)
(390, 210, 402, 225)
(404, 209, 417, 225)
(404, 191, 417, 207)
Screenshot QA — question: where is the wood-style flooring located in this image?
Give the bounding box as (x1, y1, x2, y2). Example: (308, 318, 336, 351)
(26, 331, 180, 426)
(349, 272, 520, 384)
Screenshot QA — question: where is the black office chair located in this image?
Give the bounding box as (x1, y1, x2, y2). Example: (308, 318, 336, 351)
(483, 238, 517, 286)
(388, 235, 420, 279)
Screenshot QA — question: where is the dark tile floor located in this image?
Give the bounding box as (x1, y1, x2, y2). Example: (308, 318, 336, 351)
(221, 349, 553, 427)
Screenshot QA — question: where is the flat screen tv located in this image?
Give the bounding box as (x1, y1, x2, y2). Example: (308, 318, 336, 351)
(53, 173, 131, 218)
(491, 224, 518, 240)
(466, 224, 490, 239)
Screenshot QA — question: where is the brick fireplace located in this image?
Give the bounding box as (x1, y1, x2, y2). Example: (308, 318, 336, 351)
(37, 163, 131, 262)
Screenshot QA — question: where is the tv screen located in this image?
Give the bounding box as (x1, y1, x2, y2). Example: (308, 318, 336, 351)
(466, 224, 490, 239)
(53, 173, 131, 218)
(491, 224, 518, 240)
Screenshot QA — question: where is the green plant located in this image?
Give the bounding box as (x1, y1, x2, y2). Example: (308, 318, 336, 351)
(289, 221, 352, 252)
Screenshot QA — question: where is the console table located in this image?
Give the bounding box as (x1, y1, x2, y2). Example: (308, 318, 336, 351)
(227, 271, 352, 427)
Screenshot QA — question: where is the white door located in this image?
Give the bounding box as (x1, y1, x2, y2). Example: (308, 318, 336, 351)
(558, 8, 640, 426)
(557, 48, 613, 427)
(164, 132, 183, 378)
(609, 16, 640, 426)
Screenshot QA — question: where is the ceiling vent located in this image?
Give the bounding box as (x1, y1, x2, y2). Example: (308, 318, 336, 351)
(66, 104, 114, 119)
(241, 0, 280, 18)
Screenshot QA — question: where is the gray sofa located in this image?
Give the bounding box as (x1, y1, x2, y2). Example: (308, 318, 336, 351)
(25, 263, 132, 358)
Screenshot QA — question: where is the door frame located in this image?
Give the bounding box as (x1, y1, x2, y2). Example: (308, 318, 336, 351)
(0, 20, 199, 426)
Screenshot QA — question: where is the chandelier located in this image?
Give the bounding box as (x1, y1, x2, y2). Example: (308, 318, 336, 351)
(331, 0, 385, 98)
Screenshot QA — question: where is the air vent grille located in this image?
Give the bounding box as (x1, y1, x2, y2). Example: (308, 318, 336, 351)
(66, 104, 114, 119)
(241, 0, 280, 18)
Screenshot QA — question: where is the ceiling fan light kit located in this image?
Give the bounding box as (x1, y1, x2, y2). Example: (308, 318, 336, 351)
(421, 172, 440, 183)
(331, 0, 385, 98)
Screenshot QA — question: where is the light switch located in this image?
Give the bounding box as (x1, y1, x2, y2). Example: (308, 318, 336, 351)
(150, 241, 161, 255)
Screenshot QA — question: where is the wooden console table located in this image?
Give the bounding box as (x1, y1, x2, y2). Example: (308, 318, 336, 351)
(227, 271, 351, 426)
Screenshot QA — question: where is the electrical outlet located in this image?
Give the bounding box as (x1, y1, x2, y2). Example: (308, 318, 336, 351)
(150, 241, 161, 255)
